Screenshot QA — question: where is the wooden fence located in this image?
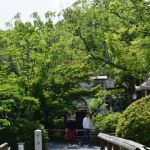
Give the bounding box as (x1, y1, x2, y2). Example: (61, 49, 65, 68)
(0, 143, 10, 150)
(98, 133, 150, 150)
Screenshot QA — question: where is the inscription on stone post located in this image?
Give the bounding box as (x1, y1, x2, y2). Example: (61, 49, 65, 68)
(35, 129, 42, 150)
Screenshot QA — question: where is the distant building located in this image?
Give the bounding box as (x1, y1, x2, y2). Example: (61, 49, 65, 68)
(135, 77, 150, 96)
(75, 76, 107, 128)
(90, 76, 107, 88)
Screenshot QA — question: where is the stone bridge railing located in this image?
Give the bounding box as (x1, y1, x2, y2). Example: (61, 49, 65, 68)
(0, 143, 10, 150)
(98, 133, 150, 150)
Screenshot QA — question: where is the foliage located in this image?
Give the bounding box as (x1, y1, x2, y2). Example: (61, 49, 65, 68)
(0, 0, 149, 144)
(93, 112, 121, 134)
(88, 89, 111, 116)
(0, 119, 10, 128)
(0, 72, 40, 126)
(61, 0, 150, 109)
(0, 119, 48, 150)
(116, 95, 150, 146)
(0, 10, 96, 130)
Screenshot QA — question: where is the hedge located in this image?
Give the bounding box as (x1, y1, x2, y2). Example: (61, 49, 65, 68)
(116, 95, 150, 147)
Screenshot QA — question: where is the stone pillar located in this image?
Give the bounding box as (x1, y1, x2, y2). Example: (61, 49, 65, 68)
(18, 143, 25, 150)
(35, 129, 42, 150)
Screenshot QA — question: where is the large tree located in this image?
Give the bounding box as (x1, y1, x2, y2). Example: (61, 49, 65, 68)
(60, 0, 150, 107)
(0, 12, 98, 128)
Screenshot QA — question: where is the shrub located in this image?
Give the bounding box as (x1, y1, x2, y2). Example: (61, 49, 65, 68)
(0, 119, 48, 150)
(116, 95, 150, 147)
(0, 119, 10, 128)
(93, 112, 121, 134)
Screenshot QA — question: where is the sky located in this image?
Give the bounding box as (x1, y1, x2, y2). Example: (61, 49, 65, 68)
(0, 0, 76, 30)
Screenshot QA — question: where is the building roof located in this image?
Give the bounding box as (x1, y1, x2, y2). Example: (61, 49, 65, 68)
(90, 76, 107, 80)
(135, 78, 150, 91)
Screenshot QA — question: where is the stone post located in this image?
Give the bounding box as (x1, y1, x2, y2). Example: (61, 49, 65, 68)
(35, 129, 42, 150)
(18, 143, 25, 150)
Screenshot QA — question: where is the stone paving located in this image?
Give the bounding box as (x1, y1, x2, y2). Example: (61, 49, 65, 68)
(47, 143, 99, 150)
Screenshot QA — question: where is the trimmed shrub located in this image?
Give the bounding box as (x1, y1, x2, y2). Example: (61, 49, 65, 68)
(0, 118, 48, 150)
(116, 95, 150, 147)
(93, 112, 121, 134)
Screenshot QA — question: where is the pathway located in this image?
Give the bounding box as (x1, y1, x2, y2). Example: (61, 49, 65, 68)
(47, 143, 99, 150)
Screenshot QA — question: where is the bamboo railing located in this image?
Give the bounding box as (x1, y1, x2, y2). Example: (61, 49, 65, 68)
(98, 133, 150, 150)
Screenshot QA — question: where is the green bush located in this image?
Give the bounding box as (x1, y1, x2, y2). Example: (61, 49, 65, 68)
(116, 95, 150, 147)
(93, 112, 121, 134)
(0, 119, 48, 150)
(0, 119, 10, 128)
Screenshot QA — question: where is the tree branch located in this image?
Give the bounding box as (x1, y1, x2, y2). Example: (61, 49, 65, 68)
(77, 29, 127, 71)
(110, 11, 136, 25)
(8, 56, 20, 76)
